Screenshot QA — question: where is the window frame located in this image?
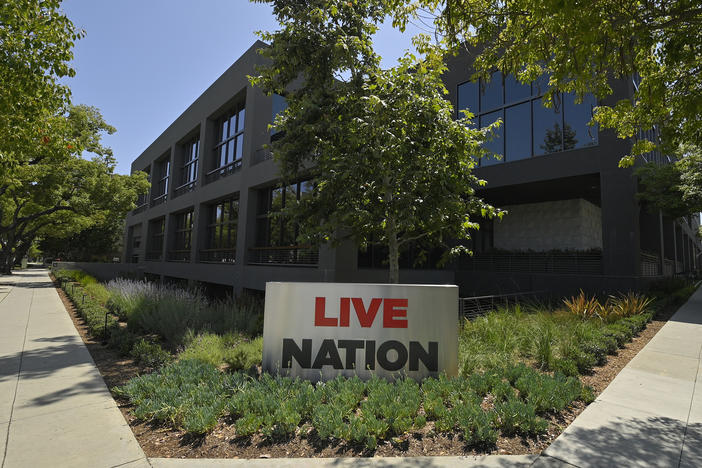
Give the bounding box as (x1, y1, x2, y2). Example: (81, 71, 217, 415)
(208, 105, 245, 180)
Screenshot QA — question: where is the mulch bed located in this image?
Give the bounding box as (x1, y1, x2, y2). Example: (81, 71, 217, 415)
(51, 275, 678, 459)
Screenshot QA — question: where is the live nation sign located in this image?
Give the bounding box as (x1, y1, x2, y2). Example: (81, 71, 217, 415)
(262, 282, 458, 381)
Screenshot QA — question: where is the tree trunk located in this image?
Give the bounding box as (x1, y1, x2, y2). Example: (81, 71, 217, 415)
(0, 251, 13, 275)
(387, 212, 400, 284)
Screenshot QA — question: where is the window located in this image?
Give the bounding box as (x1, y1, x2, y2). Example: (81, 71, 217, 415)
(563, 92, 598, 150)
(174, 137, 199, 197)
(480, 72, 503, 112)
(271, 94, 288, 137)
(146, 217, 165, 261)
(168, 210, 193, 262)
(201, 197, 238, 263)
(505, 102, 531, 161)
(480, 110, 503, 166)
(127, 225, 141, 263)
(208, 105, 245, 182)
(457, 73, 598, 165)
(251, 181, 317, 265)
(533, 100, 563, 155)
(151, 156, 170, 205)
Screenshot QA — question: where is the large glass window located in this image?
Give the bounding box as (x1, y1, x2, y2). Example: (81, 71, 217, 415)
(480, 110, 503, 166)
(271, 94, 288, 136)
(533, 100, 564, 156)
(208, 105, 245, 182)
(505, 102, 531, 161)
(457, 80, 478, 121)
(563, 92, 598, 150)
(201, 197, 238, 263)
(256, 181, 311, 247)
(480, 72, 503, 112)
(180, 137, 199, 186)
(456, 72, 598, 165)
(504, 75, 531, 104)
(146, 217, 165, 261)
(252, 181, 317, 265)
(152, 156, 170, 203)
(169, 210, 193, 262)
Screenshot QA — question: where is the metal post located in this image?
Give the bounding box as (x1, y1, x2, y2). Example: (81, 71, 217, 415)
(103, 311, 109, 342)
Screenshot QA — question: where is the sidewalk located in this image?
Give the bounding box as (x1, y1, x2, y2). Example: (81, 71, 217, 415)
(0, 269, 148, 468)
(533, 284, 702, 468)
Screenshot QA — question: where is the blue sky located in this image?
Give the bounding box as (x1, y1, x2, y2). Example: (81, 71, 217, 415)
(61, 1, 423, 175)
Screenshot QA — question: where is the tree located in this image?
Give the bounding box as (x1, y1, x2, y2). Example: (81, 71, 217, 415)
(636, 144, 702, 218)
(393, 0, 701, 166)
(251, 0, 501, 283)
(0, 105, 150, 273)
(0, 0, 81, 162)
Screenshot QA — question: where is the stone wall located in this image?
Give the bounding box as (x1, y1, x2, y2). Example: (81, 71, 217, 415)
(493, 198, 602, 251)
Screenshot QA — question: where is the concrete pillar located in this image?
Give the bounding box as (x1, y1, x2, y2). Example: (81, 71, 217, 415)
(600, 169, 640, 277)
(658, 210, 665, 275)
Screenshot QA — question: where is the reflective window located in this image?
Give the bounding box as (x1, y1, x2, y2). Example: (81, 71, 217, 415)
(212, 104, 245, 171)
(271, 94, 288, 135)
(480, 72, 503, 112)
(457, 80, 478, 121)
(505, 102, 531, 161)
(505, 75, 531, 104)
(564, 92, 598, 150)
(533, 97, 563, 155)
(480, 110, 503, 166)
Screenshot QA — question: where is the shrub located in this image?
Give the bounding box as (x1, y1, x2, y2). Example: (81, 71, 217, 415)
(130, 339, 172, 369)
(114, 360, 246, 434)
(108, 326, 139, 356)
(563, 291, 601, 319)
(608, 292, 654, 318)
(494, 397, 548, 436)
(224, 337, 263, 371)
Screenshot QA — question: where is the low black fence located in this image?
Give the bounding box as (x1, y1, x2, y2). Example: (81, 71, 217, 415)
(458, 290, 547, 320)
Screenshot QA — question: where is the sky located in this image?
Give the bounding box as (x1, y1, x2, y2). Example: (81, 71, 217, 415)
(61, 0, 425, 175)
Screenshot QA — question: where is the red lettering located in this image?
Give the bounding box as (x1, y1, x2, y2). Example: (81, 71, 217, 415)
(352, 297, 382, 327)
(340, 297, 350, 327)
(314, 297, 337, 326)
(383, 298, 408, 328)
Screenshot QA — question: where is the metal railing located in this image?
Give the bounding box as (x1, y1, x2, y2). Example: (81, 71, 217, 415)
(252, 148, 272, 165)
(145, 250, 163, 262)
(460, 251, 602, 275)
(172, 181, 196, 198)
(150, 193, 167, 207)
(459, 291, 547, 320)
(199, 248, 236, 264)
(166, 250, 191, 262)
(205, 160, 241, 184)
(640, 251, 660, 276)
(248, 246, 318, 266)
(132, 203, 148, 215)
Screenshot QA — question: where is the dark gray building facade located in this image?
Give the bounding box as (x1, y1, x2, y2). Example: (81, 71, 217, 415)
(123, 41, 701, 296)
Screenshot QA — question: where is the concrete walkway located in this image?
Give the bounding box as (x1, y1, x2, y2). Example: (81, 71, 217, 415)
(1, 269, 700, 467)
(0, 269, 148, 468)
(534, 284, 702, 468)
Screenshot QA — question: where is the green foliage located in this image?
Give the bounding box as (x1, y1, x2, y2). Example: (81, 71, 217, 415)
(114, 360, 246, 435)
(397, 0, 702, 165)
(106, 279, 263, 346)
(459, 297, 655, 375)
(180, 333, 262, 371)
(251, 1, 501, 282)
(130, 339, 172, 369)
(563, 291, 601, 320)
(636, 145, 702, 218)
(1, 104, 149, 274)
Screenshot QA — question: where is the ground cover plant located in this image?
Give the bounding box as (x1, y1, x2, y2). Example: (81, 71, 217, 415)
(53, 269, 264, 372)
(115, 361, 593, 448)
(113, 286, 682, 453)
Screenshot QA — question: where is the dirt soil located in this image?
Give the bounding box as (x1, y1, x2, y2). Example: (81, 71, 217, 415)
(52, 276, 678, 459)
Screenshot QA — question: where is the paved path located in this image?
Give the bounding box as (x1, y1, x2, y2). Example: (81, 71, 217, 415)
(0, 269, 148, 468)
(534, 284, 702, 468)
(1, 269, 700, 467)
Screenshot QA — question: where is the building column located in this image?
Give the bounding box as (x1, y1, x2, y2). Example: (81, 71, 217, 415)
(658, 210, 665, 275)
(600, 169, 641, 277)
